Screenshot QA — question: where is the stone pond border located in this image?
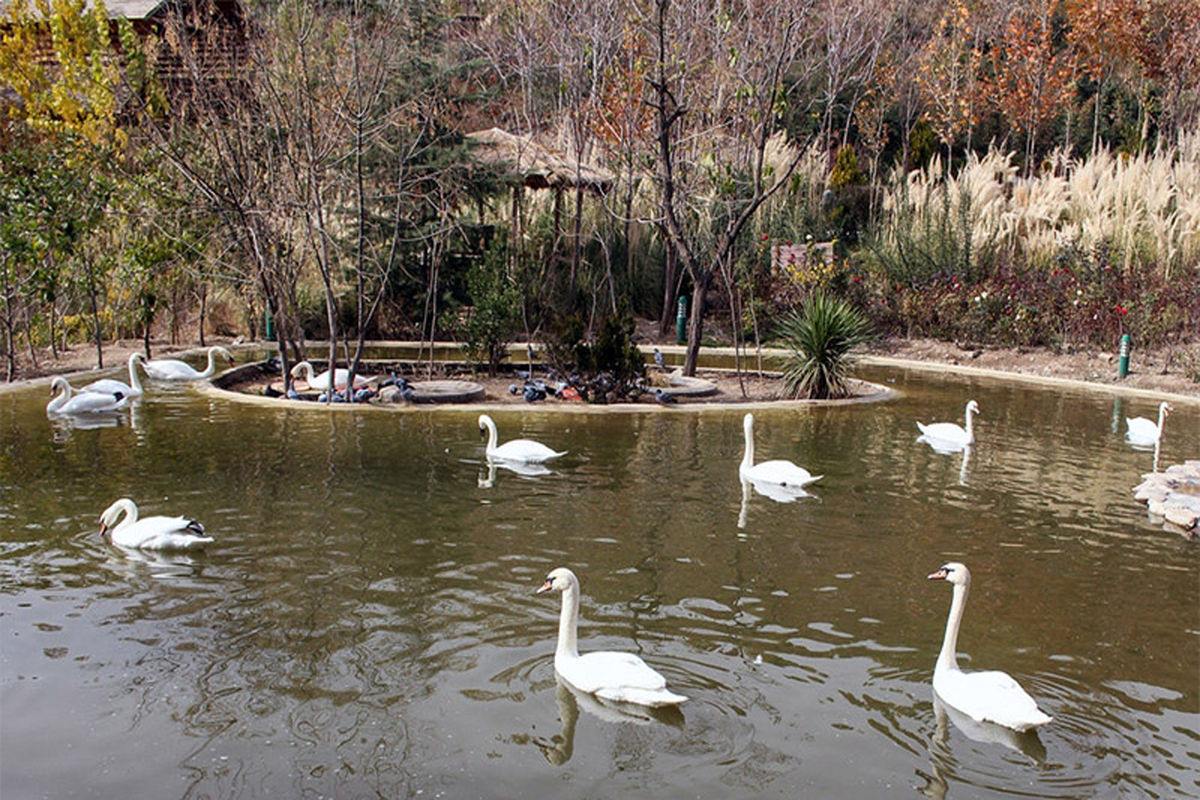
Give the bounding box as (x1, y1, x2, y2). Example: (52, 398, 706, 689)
(4, 341, 1195, 409)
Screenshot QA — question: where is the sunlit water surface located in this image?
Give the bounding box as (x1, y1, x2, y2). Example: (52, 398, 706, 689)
(1, 364, 1197, 799)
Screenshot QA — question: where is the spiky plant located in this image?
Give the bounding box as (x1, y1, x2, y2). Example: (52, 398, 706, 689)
(779, 292, 873, 399)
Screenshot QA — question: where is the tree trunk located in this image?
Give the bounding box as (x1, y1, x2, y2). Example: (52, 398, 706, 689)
(682, 271, 709, 375)
(659, 237, 678, 335)
(198, 283, 207, 347)
(569, 185, 583, 308)
(2, 277, 14, 381)
(86, 255, 103, 369)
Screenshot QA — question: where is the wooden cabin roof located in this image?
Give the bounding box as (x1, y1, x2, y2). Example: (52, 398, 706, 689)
(466, 127, 612, 194)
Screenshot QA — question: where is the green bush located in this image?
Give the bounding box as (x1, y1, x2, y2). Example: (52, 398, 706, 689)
(779, 291, 873, 399)
(464, 237, 520, 376)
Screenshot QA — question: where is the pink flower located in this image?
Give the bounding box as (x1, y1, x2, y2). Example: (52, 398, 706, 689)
(1116, 305, 1128, 315)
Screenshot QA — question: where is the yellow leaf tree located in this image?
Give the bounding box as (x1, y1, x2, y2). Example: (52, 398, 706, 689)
(0, 0, 129, 148)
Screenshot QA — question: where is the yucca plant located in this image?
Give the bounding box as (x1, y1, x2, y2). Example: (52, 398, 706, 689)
(779, 292, 873, 399)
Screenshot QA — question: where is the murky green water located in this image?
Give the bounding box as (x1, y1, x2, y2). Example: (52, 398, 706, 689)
(1, 362, 1197, 799)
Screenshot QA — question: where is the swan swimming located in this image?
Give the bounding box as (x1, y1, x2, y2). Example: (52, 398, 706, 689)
(47, 377, 129, 415)
(1125, 401, 1171, 445)
(927, 562, 1052, 732)
(739, 413, 821, 488)
(917, 400, 979, 449)
(142, 346, 234, 381)
(98, 497, 213, 550)
(81, 352, 146, 398)
(537, 567, 688, 707)
(478, 413, 565, 462)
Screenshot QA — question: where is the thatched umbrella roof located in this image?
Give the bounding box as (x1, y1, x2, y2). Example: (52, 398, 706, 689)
(466, 127, 612, 194)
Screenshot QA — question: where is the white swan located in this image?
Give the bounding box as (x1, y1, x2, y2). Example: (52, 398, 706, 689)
(1125, 401, 1172, 445)
(290, 360, 372, 391)
(98, 498, 213, 550)
(46, 377, 130, 415)
(917, 400, 979, 449)
(142, 346, 234, 381)
(739, 413, 821, 488)
(927, 562, 1052, 732)
(479, 413, 566, 462)
(537, 567, 688, 707)
(81, 352, 145, 398)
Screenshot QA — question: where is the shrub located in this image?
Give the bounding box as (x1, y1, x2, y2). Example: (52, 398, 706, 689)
(464, 237, 520, 376)
(545, 308, 645, 403)
(779, 291, 873, 399)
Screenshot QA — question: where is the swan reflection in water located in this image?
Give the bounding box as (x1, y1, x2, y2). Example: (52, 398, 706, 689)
(915, 435, 973, 487)
(49, 407, 136, 442)
(738, 478, 816, 529)
(477, 458, 553, 488)
(535, 678, 685, 766)
(920, 691, 1047, 799)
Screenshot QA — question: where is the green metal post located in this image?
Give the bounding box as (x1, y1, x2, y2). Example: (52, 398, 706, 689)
(676, 295, 687, 344)
(265, 306, 275, 340)
(1117, 333, 1131, 378)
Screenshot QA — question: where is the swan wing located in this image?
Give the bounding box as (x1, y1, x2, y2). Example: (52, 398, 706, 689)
(560, 651, 686, 706)
(934, 668, 1052, 732)
(916, 422, 969, 444)
(58, 392, 129, 414)
(491, 439, 566, 463)
(744, 459, 820, 488)
(113, 515, 212, 550)
(1125, 417, 1159, 441)
(144, 359, 198, 380)
(81, 378, 137, 396)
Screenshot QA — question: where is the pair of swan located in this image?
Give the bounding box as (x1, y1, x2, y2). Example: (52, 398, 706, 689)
(533, 561, 1053, 723)
(98, 498, 213, 550)
(1125, 401, 1171, 445)
(142, 346, 234, 381)
(478, 414, 566, 463)
(290, 361, 373, 392)
(537, 567, 688, 707)
(917, 400, 979, 450)
(928, 562, 1053, 731)
(47, 377, 130, 415)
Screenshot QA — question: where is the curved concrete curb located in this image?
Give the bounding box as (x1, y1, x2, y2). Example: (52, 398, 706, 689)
(664, 374, 719, 397)
(199, 365, 895, 414)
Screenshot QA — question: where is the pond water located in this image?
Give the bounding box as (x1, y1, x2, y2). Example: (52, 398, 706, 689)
(1, 362, 1197, 799)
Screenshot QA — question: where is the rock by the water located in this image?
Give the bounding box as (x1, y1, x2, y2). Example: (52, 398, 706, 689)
(1133, 460, 1200, 537)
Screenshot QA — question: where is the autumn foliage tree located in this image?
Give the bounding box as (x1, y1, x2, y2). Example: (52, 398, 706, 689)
(984, 0, 1076, 170)
(915, 0, 980, 165)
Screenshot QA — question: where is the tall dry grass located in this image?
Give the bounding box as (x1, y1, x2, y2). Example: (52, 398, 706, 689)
(877, 133, 1200, 278)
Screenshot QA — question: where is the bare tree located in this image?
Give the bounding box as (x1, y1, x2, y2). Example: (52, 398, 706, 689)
(646, 0, 823, 376)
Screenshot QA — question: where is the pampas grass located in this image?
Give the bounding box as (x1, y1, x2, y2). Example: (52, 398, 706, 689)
(876, 135, 1200, 278)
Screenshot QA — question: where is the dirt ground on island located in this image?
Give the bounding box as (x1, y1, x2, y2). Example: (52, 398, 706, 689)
(5, 331, 1198, 400)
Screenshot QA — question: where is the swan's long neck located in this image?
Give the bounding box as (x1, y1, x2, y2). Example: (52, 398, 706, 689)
(128, 355, 143, 392)
(48, 380, 72, 411)
(937, 580, 968, 673)
(1157, 403, 1168, 432)
(742, 419, 755, 471)
(556, 583, 580, 660)
(483, 418, 498, 454)
(964, 405, 975, 441)
(112, 500, 137, 532)
(199, 348, 218, 378)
